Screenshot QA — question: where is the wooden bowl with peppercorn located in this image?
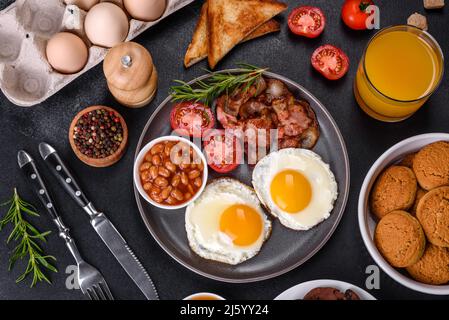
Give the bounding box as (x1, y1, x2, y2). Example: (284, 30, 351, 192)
(69, 105, 128, 167)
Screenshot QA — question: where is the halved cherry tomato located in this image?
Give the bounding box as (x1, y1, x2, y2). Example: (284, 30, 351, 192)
(341, 0, 374, 30)
(170, 101, 215, 138)
(311, 45, 350, 80)
(288, 6, 326, 38)
(203, 129, 242, 173)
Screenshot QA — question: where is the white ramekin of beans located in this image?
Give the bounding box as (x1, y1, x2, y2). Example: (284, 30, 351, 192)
(134, 136, 208, 210)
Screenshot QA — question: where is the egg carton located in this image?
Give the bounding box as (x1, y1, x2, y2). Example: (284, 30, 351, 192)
(0, 0, 194, 107)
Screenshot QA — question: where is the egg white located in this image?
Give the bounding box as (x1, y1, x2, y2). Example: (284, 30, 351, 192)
(252, 148, 338, 231)
(185, 178, 271, 265)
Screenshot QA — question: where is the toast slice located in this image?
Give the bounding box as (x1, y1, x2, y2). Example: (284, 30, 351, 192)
(184, 3, 209, 68)
(184, 2, 280, 68)
(244, 19, 280, 42)
(207, 0, 287, 69)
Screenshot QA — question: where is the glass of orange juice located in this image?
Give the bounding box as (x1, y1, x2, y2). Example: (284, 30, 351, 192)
(354, 25, 444, 122)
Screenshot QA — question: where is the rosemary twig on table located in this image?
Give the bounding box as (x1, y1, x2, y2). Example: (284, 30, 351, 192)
(170, 63, 268, 106)
(0, 188, 57, 287)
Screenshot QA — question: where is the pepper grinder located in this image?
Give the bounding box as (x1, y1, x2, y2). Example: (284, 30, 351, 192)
(103, 41, 158, 108)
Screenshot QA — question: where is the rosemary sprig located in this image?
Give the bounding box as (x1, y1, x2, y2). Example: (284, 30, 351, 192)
(170, 63, 268, 106)
(0, 188, 57, 287)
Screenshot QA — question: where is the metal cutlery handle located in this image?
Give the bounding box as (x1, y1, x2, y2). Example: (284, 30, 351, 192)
(52, 215, 84, 265)
(18, 151, 58, 220)
(39, 143, 89, 209)
(17, 150, 84, 264)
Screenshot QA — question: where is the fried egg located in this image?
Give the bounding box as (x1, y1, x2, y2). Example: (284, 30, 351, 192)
(252, 148, 338, 230)
(185, 178, 271, 265)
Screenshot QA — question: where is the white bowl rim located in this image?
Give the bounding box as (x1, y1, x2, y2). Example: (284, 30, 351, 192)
(183, 292, 226, 300)
(358, 132, 449, 295)
(274, 279, 377, 300)
(133, 135, 208, 210)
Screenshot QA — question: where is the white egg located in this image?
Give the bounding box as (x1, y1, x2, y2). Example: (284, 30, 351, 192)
(185, 178, 271, 265)
(252, 148, 338, 231)
(84, 2, 129, 48)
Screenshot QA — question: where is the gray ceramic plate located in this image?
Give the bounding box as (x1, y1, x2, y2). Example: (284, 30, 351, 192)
(134, 70, 350, 283)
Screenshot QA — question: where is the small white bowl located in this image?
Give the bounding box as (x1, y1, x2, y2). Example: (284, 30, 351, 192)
(134, 136, 208, 210)
(183, 292, 225, 300)
(358, 133, 449, 295)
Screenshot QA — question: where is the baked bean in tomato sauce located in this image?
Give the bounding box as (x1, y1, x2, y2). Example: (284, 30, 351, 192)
(140, 140, 204, 206)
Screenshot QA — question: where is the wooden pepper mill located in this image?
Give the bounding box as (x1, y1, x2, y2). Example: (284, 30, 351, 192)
(103, 41, 158, 108)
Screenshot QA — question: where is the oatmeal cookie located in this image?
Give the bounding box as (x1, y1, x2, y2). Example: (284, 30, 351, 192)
(407, 244, 449, 285)
(416, 186, 449, 247)
(374, 210, 426, 268)
(370, 166, 417, 219)
(413, 141, 449, 190)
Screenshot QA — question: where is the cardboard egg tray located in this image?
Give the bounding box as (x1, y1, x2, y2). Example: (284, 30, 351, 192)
(0, 0, 194, 107)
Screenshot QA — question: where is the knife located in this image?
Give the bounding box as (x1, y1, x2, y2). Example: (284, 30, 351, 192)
(38, 142, 159, 300)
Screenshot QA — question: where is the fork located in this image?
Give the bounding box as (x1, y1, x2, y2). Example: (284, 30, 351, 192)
(71, 247, 114, 300)
(18, 150, 113, 300)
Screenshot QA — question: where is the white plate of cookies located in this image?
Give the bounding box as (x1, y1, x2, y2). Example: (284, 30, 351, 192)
(359, 133, 449, 295)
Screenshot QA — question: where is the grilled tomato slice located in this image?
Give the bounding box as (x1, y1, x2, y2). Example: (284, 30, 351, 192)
(311, 45, 349, 80)
(170, 101, 215, 138)
(203, 129, 242, 173)
(288, 6, 326, 38)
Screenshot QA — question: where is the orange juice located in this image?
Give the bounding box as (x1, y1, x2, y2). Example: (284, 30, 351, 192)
(354, 25, 444, 122)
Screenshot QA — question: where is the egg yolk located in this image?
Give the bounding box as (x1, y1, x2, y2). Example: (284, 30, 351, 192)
(219, 204, 263, 246)
(270, 169, 312, 213)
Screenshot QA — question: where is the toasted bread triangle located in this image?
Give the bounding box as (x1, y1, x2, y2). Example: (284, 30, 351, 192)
(184, 2, 281, 68)
(184, 3, 209, 68)
(207, 0, 287, 69)
(244, 19, 281, 42)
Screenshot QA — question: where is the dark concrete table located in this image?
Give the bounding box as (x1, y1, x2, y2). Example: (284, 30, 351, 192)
(0, 0, 448, 300)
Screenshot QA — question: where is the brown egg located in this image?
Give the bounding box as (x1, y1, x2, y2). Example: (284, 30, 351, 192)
(84, 2, 129, 48)
(46, 32, 88, 74)
(124, 0, 167, 22)
(63, 0, 99, 11)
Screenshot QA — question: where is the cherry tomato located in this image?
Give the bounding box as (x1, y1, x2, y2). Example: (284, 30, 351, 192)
(288, 6, 326, 38)
(341, 0, 374, 30)
(203, 129, 242, 173)
(170, 101, 215, 138)
(311, 45, 350, 80)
